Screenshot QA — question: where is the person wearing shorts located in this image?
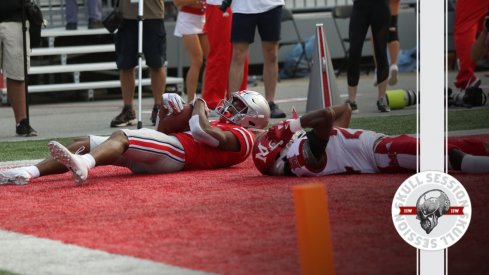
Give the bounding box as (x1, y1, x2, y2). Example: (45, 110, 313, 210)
(228, 0, 286, 118)
(0, 0, 37, 136)
(110, 0, 167, 128)
(173, 0, 208, 103)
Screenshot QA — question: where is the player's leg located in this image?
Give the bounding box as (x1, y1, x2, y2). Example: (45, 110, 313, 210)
(118, 128, 185, 174)
(374, 135, 417, 172)
(47, 131, 130, 184)
(447, 137, 489, 173)
(0, 137, 91, 185)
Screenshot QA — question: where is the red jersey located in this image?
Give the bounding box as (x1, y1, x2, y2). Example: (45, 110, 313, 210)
(175, 121, 255, 170)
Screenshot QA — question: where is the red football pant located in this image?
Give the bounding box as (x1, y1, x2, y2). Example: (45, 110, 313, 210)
(375, 135, 487, 173)
(453, 0, 489, 89)
(203, 5, 248, 110)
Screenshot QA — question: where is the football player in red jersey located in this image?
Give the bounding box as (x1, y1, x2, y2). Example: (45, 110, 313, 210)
(253, 103, 489, 177)
(0, 90, 270, 186)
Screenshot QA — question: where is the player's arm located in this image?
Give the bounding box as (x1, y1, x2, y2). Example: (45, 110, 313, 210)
(189, 99, 240, 152)
(266, 103, 351, 144)
(331, 103, 352, 128)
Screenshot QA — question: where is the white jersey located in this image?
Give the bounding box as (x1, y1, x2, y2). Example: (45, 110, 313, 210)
(231, 0, 284, 14)
(286, 127, 384, 176)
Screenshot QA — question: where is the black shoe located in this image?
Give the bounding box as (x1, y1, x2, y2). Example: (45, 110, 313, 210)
(269, 101, 286, 118)
(16, 118, 38, 137)
(150, 104, 159, 126)
(110, 106, 137, 127)
(345, 100, 358, 113)
(65, 22, 77, 30)
(88, 19, 103, 29)
(377, 96, 391, 112)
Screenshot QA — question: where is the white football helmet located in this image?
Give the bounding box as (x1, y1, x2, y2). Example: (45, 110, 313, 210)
(215, 90, 270, 130)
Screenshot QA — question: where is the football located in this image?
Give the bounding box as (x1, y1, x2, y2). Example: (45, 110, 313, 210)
(156, 104, 193, 134)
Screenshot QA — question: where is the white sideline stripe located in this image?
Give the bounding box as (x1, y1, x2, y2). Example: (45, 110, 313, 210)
(0, 159, 42, 168)
(273, 95, 361, 104)
(274, 97, 307, 104)
(0, 230, 209, 275)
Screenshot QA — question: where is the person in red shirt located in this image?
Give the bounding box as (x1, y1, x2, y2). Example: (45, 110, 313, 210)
(0, 91, 270, 186)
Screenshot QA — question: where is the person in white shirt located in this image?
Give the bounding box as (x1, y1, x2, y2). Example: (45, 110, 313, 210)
(228, 0, 286, 118)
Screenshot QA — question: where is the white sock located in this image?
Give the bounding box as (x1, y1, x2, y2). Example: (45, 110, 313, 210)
(461, 154, 489, 174)
(80, 154, 96, 169)
(23, 166, 40, 178)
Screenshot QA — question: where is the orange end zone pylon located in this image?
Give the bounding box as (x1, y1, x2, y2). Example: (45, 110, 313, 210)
(293, 183, 335, 275)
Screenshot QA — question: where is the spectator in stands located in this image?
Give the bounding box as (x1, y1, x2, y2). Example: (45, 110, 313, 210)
(202, 0, 249, 111)
(173, 0, 208, 103)
(373, 0, 400, 87)
(65, 0, 103, 30)
(110, 0, 167, 127)
(453, 0, 489, 91)
(470, 8, 489, 62)
(345, 0, 391, 113)
(0, 0, 38, 136)
(228, 0, 286, 118)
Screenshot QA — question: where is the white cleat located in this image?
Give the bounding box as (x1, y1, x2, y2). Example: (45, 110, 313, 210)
(48, 141, 88, 185)
(0, 168, 31, 185)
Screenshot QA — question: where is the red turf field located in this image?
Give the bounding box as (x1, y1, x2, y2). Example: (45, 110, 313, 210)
(0, 158, 487, 274)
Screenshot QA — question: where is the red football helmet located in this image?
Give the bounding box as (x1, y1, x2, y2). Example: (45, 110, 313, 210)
(252, 132, 288, 176)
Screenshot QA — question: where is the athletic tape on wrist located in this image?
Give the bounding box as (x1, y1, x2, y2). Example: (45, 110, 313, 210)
(189, 115, 219, 147)
(289, 118, 303, 132)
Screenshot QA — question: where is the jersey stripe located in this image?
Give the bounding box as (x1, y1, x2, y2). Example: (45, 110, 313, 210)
(129, 138, 185, 162)
(129, 147, 185, 164)
(233, 128, 253, 156)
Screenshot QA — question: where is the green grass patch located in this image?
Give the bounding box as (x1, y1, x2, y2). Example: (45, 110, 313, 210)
(0, 270, 18, 275)
(350, 114, 416, 135)
(0, 137, 74, 162)
(447, 109, 489, 131)
(0, 109, 487, 162)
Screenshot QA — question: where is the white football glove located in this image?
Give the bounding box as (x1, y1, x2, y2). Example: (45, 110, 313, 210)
(162, 93, 185, 115)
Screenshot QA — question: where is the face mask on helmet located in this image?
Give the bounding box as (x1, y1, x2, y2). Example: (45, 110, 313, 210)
(215, 90, 271, 130)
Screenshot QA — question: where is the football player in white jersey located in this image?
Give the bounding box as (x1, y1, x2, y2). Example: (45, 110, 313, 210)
(253, 103, 489, 176)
